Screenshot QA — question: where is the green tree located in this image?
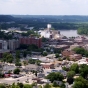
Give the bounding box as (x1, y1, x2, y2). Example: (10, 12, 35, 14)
(62, 67, 69, 71)
(3, 52, 8, 58)
(0, 84, 6, 88)
(15, 62, 22, 67)
(79, 64, 88, 78)
(60, 83, 65, 88)
(39, 85, 42, 88)
(2, 53, 13, 63)
(13, 68, 20, 74)
(16, 51, 20, 58)
(36, 60, 41, 66)
(0, 72, 4, 78)
(44, 83, 51, 88)
(77, 27, 88, 36)
(73, 76, 88, 88)
(42, 51, 47, 56)
(11, 83, 16, 88)
(15, 85, 20, 88)
(73, 47, 85, 56)
(23, 61, 28, 66)
(67, 77, 74, 84)
(15, 58, 20, 63)
(23, 84, 32, 88)
(53, 81, 59, 87)
(55, 53, 59, 58)
(29, 59, 36, 64)
(23, 51, 27, 58)
(70, 63, 79, 73)
(67, 71, 75, 78)
(6, 54, 13, 63)
(46, 72, 64, 82)
(17, 83, 23, 88)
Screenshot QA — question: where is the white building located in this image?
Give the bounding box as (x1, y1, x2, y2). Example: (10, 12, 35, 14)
(0, 40, 8, 50)
(0, 40, 10, 58)
(38, 24, 61, 39)
(76, 57, 88, 65)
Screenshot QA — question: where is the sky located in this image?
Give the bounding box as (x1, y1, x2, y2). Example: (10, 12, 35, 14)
(0, 0, 88, 15)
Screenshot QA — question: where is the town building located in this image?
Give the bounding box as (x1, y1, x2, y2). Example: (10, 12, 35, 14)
(62, 50, 75, 57)
(0, 40, 8, 50)
(0, 40, 10, 58)
(76, 58, 88, 65)
(53, 45, 70, 50)
(83, 44, 88, 50)
(70, 44, 80, 50)
(74, 36, 85, 44)
(69, 54, 82, 61)
(40, 63, 54, 69)
(19, 36, 42, 48)
(38, 24, 62, 39)
(8, 39, 20, 51)
(24, 64, 43, 72)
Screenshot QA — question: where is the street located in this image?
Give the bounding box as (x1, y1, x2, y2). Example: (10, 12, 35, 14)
(0, 74, 35, 84)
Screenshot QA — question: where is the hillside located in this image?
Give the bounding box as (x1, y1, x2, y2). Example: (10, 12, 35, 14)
(0, 15, 15, 22)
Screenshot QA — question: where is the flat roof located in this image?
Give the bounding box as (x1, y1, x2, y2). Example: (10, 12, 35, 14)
(40, 63, 53, 65)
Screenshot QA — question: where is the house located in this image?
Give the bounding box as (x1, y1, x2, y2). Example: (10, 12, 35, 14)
(40, 63, 54, 69)
(37, 73, 45, 78)
(24, 64, 43, 72)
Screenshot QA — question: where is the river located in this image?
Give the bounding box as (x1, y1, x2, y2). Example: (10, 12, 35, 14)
(60, 30, 79, 37)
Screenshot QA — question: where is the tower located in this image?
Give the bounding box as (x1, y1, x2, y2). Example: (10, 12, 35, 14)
(47, 24, 52, 29)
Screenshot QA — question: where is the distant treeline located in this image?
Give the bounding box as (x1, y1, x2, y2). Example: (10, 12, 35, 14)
(1, 15, 88, 30)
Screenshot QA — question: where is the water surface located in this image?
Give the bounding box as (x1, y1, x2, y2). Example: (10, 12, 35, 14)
(60, 30, 79, 37)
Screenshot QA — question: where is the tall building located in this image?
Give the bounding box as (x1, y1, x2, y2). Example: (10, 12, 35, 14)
(8, 39, 20, 51)
(0, 40, 8, 50)
(0, 40, 10, 58)
(19, 36, 42, 48)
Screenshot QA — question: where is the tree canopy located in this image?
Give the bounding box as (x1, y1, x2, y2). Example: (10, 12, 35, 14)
(77, 27, 88, 35)
(79, 64, 88, 78)
(46, 72, 64, 82)
(73, 76, 88, 88)
(2, 53, 14, 63)
(73, 47, 88, 57)
(13, 68, 20, 74)
(70, 63, 79, 74)
(67, 71, 75, 78)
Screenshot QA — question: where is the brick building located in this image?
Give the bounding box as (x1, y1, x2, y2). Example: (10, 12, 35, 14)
(62, 50, 75, 57)
(69, 54, 82, 61)
(19, 37, 42, 48)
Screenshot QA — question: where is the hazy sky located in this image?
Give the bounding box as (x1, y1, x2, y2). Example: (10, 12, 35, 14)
(0, 0, 88, 15)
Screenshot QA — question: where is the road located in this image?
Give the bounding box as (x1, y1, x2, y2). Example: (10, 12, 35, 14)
(0, 74, 36, 84)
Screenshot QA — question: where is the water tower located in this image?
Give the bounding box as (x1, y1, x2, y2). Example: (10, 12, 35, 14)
(47, 24, 52, 29)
